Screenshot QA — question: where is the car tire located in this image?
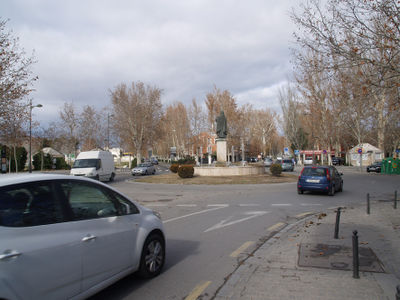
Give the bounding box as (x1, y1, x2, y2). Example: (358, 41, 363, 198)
(297, 189, 303, 194)
(328, 185, 335, 196)
(109, 172, 115, 182)
(339, 182, 343, 192)
(138, 234, 165, 279)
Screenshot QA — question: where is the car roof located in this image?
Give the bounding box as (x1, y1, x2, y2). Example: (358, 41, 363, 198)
(303, 166, 330, 169)
(0, 173, 98, 187)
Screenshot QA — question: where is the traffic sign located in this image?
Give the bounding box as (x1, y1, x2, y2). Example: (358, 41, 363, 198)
(284, 147, 289, 154)
(358, 148, 362, 154)
(294, 150, 300, 155)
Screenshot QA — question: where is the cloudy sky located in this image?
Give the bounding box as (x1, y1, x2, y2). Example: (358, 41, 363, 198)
(2, 0, 301, 124)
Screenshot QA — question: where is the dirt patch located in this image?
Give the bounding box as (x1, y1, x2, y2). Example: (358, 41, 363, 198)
(133, 173, 298, 185)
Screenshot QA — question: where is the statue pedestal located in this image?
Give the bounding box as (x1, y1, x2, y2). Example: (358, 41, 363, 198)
(216, 138, 227, 162)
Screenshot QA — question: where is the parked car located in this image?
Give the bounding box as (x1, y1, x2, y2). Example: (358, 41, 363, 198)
(367, 161, 382, 173)
(331, 157, 344, 166)
(263, 158, 273, 167)
(151, 157, 159, 165)
(132, 163, 156, 176)
(250, 157, 258, 163)
(276, 159, 294, 172)
(297, 166, 343, 196)
(304, 156, 313, 165)
(0, 174, 165, 300)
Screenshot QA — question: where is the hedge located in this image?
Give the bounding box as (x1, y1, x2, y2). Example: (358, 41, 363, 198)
(270, 163, 282, 176)
(178, 165, 194, 178)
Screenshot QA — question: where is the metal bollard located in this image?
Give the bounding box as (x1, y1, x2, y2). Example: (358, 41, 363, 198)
(396, 284, 400, 300)
(352, 230, 360, 279)
(367, 193, 370, 215)
(334, 207, 341, 239)
(395, 190, 398, 209)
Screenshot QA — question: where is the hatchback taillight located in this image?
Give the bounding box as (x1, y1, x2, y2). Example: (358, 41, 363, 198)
(326, 169, 330, 181)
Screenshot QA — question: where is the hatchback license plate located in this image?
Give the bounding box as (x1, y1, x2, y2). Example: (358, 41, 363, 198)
(306, 179, 320, 183)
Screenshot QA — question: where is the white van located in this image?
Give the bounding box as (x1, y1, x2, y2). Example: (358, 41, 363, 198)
(70, 151, 115, 181)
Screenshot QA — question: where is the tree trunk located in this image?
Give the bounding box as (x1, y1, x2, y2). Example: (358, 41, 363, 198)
(13, 145, 18, 173)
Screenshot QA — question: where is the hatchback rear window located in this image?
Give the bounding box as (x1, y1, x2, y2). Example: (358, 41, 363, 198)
(302, 168, 327, 177)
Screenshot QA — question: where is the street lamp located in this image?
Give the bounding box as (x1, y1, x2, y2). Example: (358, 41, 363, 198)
(29, 100, 43, 173)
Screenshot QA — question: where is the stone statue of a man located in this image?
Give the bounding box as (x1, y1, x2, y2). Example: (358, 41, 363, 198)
(216, 110, 228, 138)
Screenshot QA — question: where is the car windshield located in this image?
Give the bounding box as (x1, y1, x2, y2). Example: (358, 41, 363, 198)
(73, 159, 100, 169)
(302, 167, 327, 177)
(138, 163, 151, 167)
(283, 160, 292, 164)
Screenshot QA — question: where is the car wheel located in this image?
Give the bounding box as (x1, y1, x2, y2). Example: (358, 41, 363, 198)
(153, 170, 156, 175)
(297, 189, 303, 194)
(339, 182, 343, 192)
(109, 172, 115, 182)
(328, 185, 335, 196)
(138, 234, 165, 279)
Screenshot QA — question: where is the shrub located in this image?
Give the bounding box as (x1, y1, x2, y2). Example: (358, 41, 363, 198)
(178, 165, 194, 178)
(270, 163, 282, 176)
(170, 164, 179, 173)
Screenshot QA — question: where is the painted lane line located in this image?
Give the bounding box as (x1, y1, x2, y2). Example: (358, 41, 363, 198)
(271, 203, 292, 207)
(230, 241, 255, 258)
(177, 204, 197, 207)
(185, 281, 212, 300)
(295, 212, 313, 218)
(204, 211, 269, 233)
(163, 206, 228, 224)
(267, 222, 286, 232)
(239, 204, 260, 207)
(300, 203, 323, 206)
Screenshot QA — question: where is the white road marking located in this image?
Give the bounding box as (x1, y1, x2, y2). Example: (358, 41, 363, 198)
(204, 211, 269, 233)
(177, 204, 197, 207)
(163, 206, 228, 224)
(271, 203, 292, 207)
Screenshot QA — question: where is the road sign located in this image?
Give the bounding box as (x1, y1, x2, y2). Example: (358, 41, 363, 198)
(323, 150, 327, 154)
(294, 150, 300, 155)
(284, 147, 289, 154)
(358, 148, 362, 154)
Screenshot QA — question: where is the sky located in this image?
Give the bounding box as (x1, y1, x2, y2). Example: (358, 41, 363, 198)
(2, 0, 301, 125)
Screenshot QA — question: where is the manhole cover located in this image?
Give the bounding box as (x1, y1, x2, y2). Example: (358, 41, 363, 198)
(298, 243, 385, 272)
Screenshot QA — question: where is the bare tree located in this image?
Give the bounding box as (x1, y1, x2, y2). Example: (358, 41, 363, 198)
(59, 102, 79, 161)
(78, 105, 104, 151)
(111, 81, 162, 164)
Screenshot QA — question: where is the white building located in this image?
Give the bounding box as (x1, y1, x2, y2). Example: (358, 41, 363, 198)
(349, 143, 383, 166)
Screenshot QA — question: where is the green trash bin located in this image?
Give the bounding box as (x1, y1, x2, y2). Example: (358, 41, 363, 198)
(382, 157, 400, 174)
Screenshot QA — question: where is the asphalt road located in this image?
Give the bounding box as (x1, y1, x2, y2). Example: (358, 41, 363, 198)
(89, 166, 399, 300)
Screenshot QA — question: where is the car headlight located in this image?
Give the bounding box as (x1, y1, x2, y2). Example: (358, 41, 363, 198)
(152, 210, 162, 220)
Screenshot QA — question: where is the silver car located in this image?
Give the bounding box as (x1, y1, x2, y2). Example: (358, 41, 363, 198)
(0, 174, 165, 300)
(132, 163, 156, 176)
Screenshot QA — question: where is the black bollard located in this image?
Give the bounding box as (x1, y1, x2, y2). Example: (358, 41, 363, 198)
(396, 284, 400, 300)
(334, 207, 341, 239)
(367, 193, 370, 215)
(395, 190, 398, 209)
(352, 230, 360, 279)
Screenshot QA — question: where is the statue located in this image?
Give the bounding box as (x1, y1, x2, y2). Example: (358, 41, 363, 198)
(216, 110, 228, 138)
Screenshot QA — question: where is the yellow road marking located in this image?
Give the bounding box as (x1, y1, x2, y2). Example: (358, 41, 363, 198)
(230, 241, 255, 258)
(267, 222, 285, 232)
(185, 281, 212, 300)
(295, 212, 313, 218)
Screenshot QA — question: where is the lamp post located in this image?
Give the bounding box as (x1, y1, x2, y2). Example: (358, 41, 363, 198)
(29, 100, 43, 173)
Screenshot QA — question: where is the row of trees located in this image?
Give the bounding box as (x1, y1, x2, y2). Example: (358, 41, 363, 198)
(281, 0, 399, 161)
(50, 84, 282, 162)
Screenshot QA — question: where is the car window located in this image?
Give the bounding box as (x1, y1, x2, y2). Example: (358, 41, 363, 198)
(302, 168, 326, 177)
(283, 160, 292, 164)
(59, 181, 118, 221)
(0, 181, 64, 227)
(111, 192, 140, 215)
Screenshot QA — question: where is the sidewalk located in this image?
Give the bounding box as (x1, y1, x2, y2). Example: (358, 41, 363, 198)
(214, 200, 400, 300)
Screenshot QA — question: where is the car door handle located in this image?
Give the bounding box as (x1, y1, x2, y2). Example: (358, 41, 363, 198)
(0, 250, 22, 260)
(82, 234, 97, 242)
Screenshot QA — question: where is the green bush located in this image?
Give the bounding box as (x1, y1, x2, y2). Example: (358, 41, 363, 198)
(270, 163, 282, 176)
(178, 165, 194, 178)
(170, 164, 179, 173)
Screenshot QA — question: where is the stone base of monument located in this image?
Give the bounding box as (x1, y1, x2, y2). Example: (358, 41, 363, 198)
(216, 138, 227, 162)
(194, 165, 265, 176)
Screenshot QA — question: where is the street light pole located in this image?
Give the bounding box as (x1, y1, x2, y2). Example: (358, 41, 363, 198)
(29, 100, 43, 173)
(107, 113, 114, 150)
